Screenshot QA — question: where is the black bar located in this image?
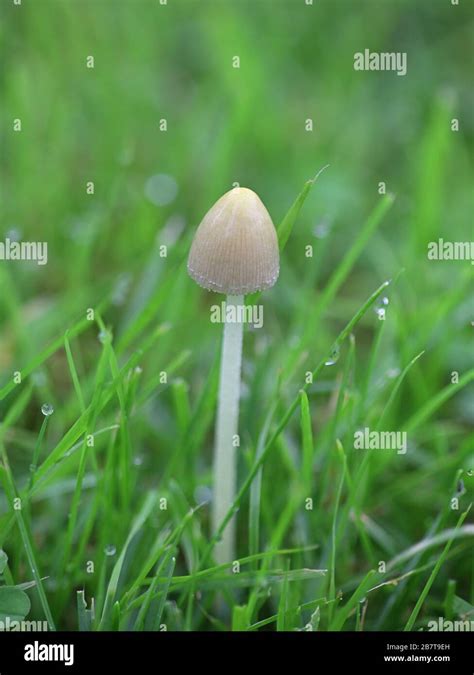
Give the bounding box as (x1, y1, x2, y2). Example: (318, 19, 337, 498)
(0, 631, 471, 673)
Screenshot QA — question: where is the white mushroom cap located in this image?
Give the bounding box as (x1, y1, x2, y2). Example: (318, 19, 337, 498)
(187, 187, 280, 295)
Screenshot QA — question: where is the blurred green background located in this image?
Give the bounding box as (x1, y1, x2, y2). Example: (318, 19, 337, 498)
(1, 0, 473, 361)
(0, 0, 473, 631)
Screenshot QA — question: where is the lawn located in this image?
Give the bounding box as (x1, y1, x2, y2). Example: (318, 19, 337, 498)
(0, 0, 472, 632)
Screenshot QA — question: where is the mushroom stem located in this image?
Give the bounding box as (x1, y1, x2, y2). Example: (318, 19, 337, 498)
(212, 293, 244, 564)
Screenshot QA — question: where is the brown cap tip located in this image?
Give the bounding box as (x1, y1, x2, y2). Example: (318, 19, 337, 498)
(187, 187, 280, 295)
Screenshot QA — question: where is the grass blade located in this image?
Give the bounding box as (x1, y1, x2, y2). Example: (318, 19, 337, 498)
(404, 506, 471, 631)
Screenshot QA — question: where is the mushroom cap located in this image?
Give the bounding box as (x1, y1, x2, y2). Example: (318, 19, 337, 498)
(187, 187, 280, 295)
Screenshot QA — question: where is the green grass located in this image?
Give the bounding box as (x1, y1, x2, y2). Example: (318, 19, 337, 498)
(0, 0, 473, 632)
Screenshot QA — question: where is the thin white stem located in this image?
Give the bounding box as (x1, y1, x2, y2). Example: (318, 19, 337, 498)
(212, 294, 244, 565)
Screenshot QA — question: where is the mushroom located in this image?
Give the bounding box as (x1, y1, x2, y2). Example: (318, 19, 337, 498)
(188, 186, 280, 564)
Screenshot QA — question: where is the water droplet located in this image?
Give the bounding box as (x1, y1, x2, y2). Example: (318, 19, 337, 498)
(98, 330, 111, 344)
(41, 403, 54, 417)
(133, 456, 143, 467)
(313, 219, 332, 239)
(456, 479, 465, 495)
(29, 464, 36, 473)
(466, 469, 473, 477)
(325, 345, 340, 366)
(104, 545, 116, 557)
(144, 174, 178, 207)
(374, 296, 389, 320)
(194, 485, 212, 505)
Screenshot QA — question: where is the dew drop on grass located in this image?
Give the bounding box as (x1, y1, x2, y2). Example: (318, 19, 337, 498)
(313, 219, 332, 239)
(104, 545, 116, 557)
(375, 296, 389, 320)
(325, 345, 340, 366)
(466, 469, 473, 477)
(194, 485, 212, 505)
(98, 330, 110, 344)
(41, 403, 54, 416)
(133, 456, 143, 467)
